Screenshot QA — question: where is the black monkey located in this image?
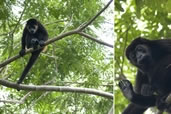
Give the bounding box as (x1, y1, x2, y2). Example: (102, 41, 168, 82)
(17, 18, 48, 84)
(119, 37, 171, 114)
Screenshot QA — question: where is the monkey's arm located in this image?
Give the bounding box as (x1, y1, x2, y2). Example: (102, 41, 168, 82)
(119, 80, 156, 107)
(19, 29, 27, 56)
(122, 104, 147, 114)
(38, 32, 48, 47)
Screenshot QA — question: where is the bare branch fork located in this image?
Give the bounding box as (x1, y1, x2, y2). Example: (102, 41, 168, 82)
(0, 79, 113, 100)
(0, 0, 113, 68)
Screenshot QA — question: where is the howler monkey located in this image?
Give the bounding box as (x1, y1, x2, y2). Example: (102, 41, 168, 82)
(17, 18, 48, 84)
(119, 37, 171, 114)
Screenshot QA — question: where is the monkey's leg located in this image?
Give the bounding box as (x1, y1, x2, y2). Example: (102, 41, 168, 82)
(17, 50, 41, 84)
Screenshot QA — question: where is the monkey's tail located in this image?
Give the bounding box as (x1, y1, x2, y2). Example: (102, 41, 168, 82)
(17, 51, 41, 84)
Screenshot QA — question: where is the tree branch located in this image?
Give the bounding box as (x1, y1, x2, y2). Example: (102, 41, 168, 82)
(0, 91, 32, 104)
(0, 0, 113, 68)
(78, 0, 113, 31)
(108, 104, 114, 114)
(78, 32, 113, 48)
(0, 78, 59, 104)
(0, 79, 113, 99)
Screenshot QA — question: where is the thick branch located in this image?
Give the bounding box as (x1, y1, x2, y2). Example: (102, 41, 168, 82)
(0, 79, 113, 99)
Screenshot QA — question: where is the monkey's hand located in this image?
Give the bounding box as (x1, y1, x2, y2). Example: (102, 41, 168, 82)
(39, 40, 45, 47)
(19, 49, 26, 56)
(119, 80, 134, 100)
(31, 39, 39, 49)
(156, 96, 168, 111)
(31, 39, 39, 45)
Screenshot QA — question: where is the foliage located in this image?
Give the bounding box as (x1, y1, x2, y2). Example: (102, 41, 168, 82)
(0, 0, 113, 113)
(115, 0, 171, 113)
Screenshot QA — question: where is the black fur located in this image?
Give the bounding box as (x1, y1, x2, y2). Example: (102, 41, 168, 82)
(119, 37, 171, 114)
(17, 18, 48, 84)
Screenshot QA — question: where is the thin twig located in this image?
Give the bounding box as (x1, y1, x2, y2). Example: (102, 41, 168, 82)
(0, 91, 32, 104)
(78, 0, 113, 31)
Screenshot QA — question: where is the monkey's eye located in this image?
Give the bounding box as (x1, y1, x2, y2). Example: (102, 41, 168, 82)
(137, 48, 143, 51)
(27, 26, 32, 30)
(136, 47, 145, 53)
(27, 25, 36, 29)
(32, 25, 36, 29)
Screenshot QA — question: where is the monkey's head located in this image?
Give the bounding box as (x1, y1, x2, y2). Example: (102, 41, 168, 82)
(126, 37, 153, 68)
(26, 18, 39, 34)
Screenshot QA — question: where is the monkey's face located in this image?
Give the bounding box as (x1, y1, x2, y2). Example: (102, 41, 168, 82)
(27, 24, 38, 34)
(26, 19, 39, 34)
(128, 44, 153, 67)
